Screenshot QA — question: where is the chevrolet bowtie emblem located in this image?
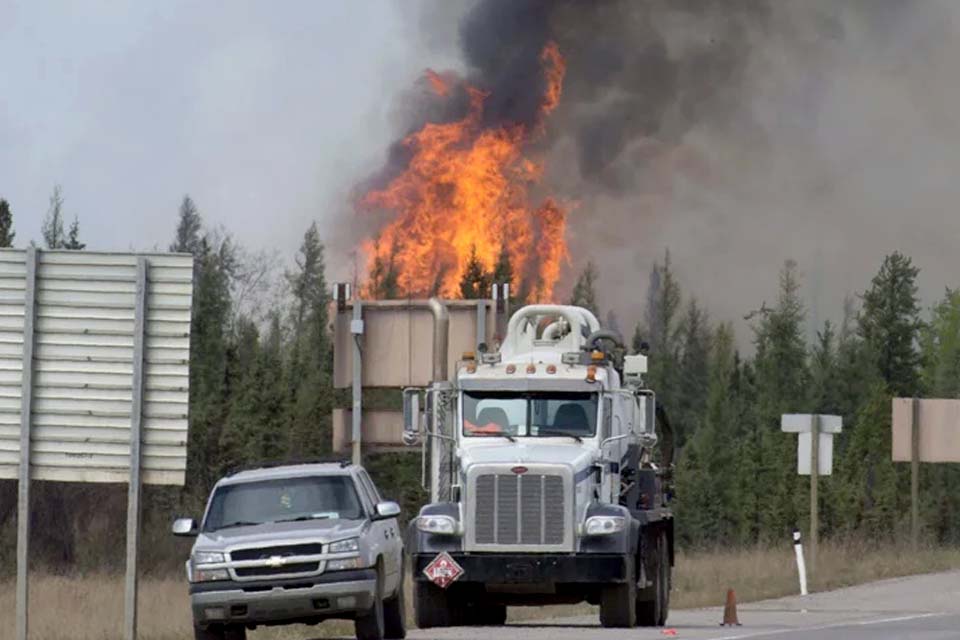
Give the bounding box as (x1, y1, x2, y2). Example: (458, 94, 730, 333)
(266, 556, 286, 568)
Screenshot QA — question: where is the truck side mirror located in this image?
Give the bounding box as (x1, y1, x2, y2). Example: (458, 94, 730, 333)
(402, 388, 422, 446)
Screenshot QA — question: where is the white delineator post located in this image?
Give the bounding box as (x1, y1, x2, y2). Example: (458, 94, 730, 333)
(793, 528, 808, 596)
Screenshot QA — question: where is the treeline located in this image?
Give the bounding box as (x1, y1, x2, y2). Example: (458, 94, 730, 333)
(1, 185, 959, 576)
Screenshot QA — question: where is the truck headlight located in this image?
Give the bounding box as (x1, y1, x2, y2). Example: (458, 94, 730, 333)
(417, 515, 457, 535)
(193, 568, 230, 582)
(192, 551, 225, 565)
(327, 557, 363, 571)
(584, 516, 626, 536)
(328, 538, 360, 554)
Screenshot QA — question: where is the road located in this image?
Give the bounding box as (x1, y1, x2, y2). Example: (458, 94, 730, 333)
(401, 570, 960, 639)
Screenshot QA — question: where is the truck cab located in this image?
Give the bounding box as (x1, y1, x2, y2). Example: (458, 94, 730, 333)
(404, 304, 673, 628)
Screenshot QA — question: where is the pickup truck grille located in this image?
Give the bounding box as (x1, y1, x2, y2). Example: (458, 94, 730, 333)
(474, 473, 566, 546)
(235, 562, 320, 578)
(230, 543, 324, 562)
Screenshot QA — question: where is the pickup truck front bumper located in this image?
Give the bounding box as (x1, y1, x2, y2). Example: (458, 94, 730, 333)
(189, 569, 377, 627)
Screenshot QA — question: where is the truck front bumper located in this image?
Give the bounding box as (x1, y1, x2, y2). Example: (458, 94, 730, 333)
(413, 553, 629, 585)
(188, 569, 376, 627)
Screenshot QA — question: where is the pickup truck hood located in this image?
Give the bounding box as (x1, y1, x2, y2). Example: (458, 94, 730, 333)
(196, 518, 366, 550)
(459, 441, 595, 471)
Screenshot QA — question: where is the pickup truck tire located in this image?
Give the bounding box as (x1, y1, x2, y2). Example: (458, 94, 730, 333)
(193, 624, 245, 640)
(356, 565, 386, 640)
(223, 626, 246, 640)
(600, 557, 637, 628)
(383, 577, 406, 638)
(637, 530, 666, 627)
(413, 581, 452, 628)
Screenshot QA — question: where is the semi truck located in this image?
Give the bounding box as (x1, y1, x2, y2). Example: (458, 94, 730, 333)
(402, 304, 674, 628)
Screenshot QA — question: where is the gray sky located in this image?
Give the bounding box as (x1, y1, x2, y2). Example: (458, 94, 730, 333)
(1, 0, 451, 257)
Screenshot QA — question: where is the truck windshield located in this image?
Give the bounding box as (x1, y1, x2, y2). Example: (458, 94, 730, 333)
(203, 475, 363, 532)
(462, 391, 599, 438)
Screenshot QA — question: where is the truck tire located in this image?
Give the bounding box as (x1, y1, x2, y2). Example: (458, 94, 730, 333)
(383, 577, 407, 639)
(414, 581, 452, 628)
(356, 566, 386, 640)
(600, 557, 637, 628)
(637, 531, 666, 627)
(193, 624, 224, 640)
(223, 626, 246, 640)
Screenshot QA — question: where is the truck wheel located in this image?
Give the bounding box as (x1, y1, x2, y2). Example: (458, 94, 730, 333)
(223, 625, 246, 640)
(193, 624, 224, 640)
(414, 581, 452, 628)
(637, 531, 665, 627)
(600, 557, 637, 628)
(384, 578, 407, 639)
(659, 533, 671, 626)
(356, 566, 386, 640)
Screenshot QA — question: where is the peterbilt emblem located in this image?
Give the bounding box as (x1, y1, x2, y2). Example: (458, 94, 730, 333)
(511, 466, 528, 474)
(266, 556, 286, 568)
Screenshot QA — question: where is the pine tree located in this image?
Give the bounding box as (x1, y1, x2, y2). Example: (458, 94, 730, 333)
(638, 250, 683, 438)
(858, 252, 923, 396)
(751, 260, 809, 543)
(569, 261, 599, 317)
(63, 217, 85, 250)
(492, 244, 519, 304)
(286, 223, 333, 459)
(41, 185, 66, 249)
(459, 245, 491, 299)
(0, 199, 15, 247)
(674, 299, 711, 447)
(367, 237, 399, 299)
(170, 196, 203, 255)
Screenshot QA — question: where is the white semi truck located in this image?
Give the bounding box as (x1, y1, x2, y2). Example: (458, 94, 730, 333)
(403, 304, 673, 629)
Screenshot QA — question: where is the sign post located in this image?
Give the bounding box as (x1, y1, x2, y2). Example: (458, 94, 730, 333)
(16, 247, 37, 640)
(782, 413, 842, 576)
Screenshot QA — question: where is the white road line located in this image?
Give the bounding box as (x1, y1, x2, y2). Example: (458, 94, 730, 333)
(709, 612, 947, 640)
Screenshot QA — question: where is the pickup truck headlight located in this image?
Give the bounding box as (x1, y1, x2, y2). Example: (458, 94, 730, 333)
(584, 516, 626, 536)
(193, 568, 230, 582)
(417, 515, 458, 535)
(327, 557, 364, 571)
(328, 538, 360, 554)
(192, 551, 225, 565)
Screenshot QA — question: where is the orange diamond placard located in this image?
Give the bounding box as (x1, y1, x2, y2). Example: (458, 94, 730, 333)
(422, 552, 464, 589)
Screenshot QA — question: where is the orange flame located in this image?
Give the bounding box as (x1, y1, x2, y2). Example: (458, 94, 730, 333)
(361, 42, 568, 300)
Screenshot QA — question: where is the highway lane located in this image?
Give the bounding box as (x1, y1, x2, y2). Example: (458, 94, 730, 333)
(398, 569, 960, 639)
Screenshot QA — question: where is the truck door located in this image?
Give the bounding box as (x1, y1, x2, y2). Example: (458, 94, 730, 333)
(357, 471, 402, 592)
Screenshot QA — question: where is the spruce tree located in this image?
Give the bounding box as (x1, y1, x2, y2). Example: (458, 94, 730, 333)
(63, 217, 86, 250)
(674, 299, 711, 447)
(170, 196, 203, 255)
(459, 245, 491, 299)
(569, 261, 599, 317)
(41, 185, 66, 249)
(0, 199, 14, 247)
(858, 252, 923, 396)
(492, 244, 518, 304)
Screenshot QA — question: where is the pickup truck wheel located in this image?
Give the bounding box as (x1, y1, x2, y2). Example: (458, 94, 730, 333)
(383, 577, 406, 639)
(356, 567, 386, 640)
(193, 624, 224, 640)
(600, 556, 637, 628)
(414, 581, 452, 628)
(637, 531, 664, 627)
(222, 625, 246, 640)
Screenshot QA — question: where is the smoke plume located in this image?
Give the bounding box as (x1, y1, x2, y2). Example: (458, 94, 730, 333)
(354, 0, 960, 340)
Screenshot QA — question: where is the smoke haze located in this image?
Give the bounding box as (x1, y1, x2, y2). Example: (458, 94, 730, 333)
(355, 0, 960, 342)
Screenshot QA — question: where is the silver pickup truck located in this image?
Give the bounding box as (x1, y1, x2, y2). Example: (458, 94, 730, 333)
(172, 462, 406, 640)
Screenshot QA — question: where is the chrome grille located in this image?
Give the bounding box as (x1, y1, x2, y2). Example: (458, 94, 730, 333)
(474, 473, 566, 546)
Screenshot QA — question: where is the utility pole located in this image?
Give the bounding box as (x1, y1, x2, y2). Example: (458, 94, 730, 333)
(809, 414, 819, 572)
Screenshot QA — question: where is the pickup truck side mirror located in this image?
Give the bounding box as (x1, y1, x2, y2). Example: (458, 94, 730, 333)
(402, 388, 422, 446)
(172, 517, 198, 537)
(374, 501, 401, 520)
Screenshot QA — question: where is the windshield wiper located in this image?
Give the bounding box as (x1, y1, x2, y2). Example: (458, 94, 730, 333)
(212, 520, 263, 531)
(273, 514, 336, 524)
(538, 430, 583, 443)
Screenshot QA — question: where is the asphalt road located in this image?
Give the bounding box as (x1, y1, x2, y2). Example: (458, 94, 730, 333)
(403, 570, 960, 639)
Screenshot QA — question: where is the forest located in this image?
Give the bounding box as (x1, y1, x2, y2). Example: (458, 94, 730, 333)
(0, 188, 958, 577)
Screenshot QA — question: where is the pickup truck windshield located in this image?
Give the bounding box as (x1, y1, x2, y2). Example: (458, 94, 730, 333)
(203, 475, 363, 532)
(463, 391, 599, 438)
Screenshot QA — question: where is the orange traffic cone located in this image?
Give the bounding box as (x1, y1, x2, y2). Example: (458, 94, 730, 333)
(720, 588, 741, 626)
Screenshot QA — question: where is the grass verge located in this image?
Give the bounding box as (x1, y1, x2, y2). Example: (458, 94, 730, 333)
(2, 541, 957, 639)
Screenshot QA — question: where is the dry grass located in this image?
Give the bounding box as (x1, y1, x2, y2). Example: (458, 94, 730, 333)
(3, 541, 958, 639)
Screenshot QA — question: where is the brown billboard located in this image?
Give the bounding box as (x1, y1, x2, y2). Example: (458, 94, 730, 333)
(892, 398, 960, 463)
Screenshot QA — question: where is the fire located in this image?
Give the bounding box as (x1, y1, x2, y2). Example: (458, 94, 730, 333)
(360, 42, 568, 300)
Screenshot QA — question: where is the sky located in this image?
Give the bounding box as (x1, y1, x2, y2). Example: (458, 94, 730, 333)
(0, 0, 448, 256)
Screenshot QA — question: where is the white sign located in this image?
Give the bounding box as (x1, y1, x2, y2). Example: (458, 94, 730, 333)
(0, 250, 193, 486)
(782, 414, 842, 477)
